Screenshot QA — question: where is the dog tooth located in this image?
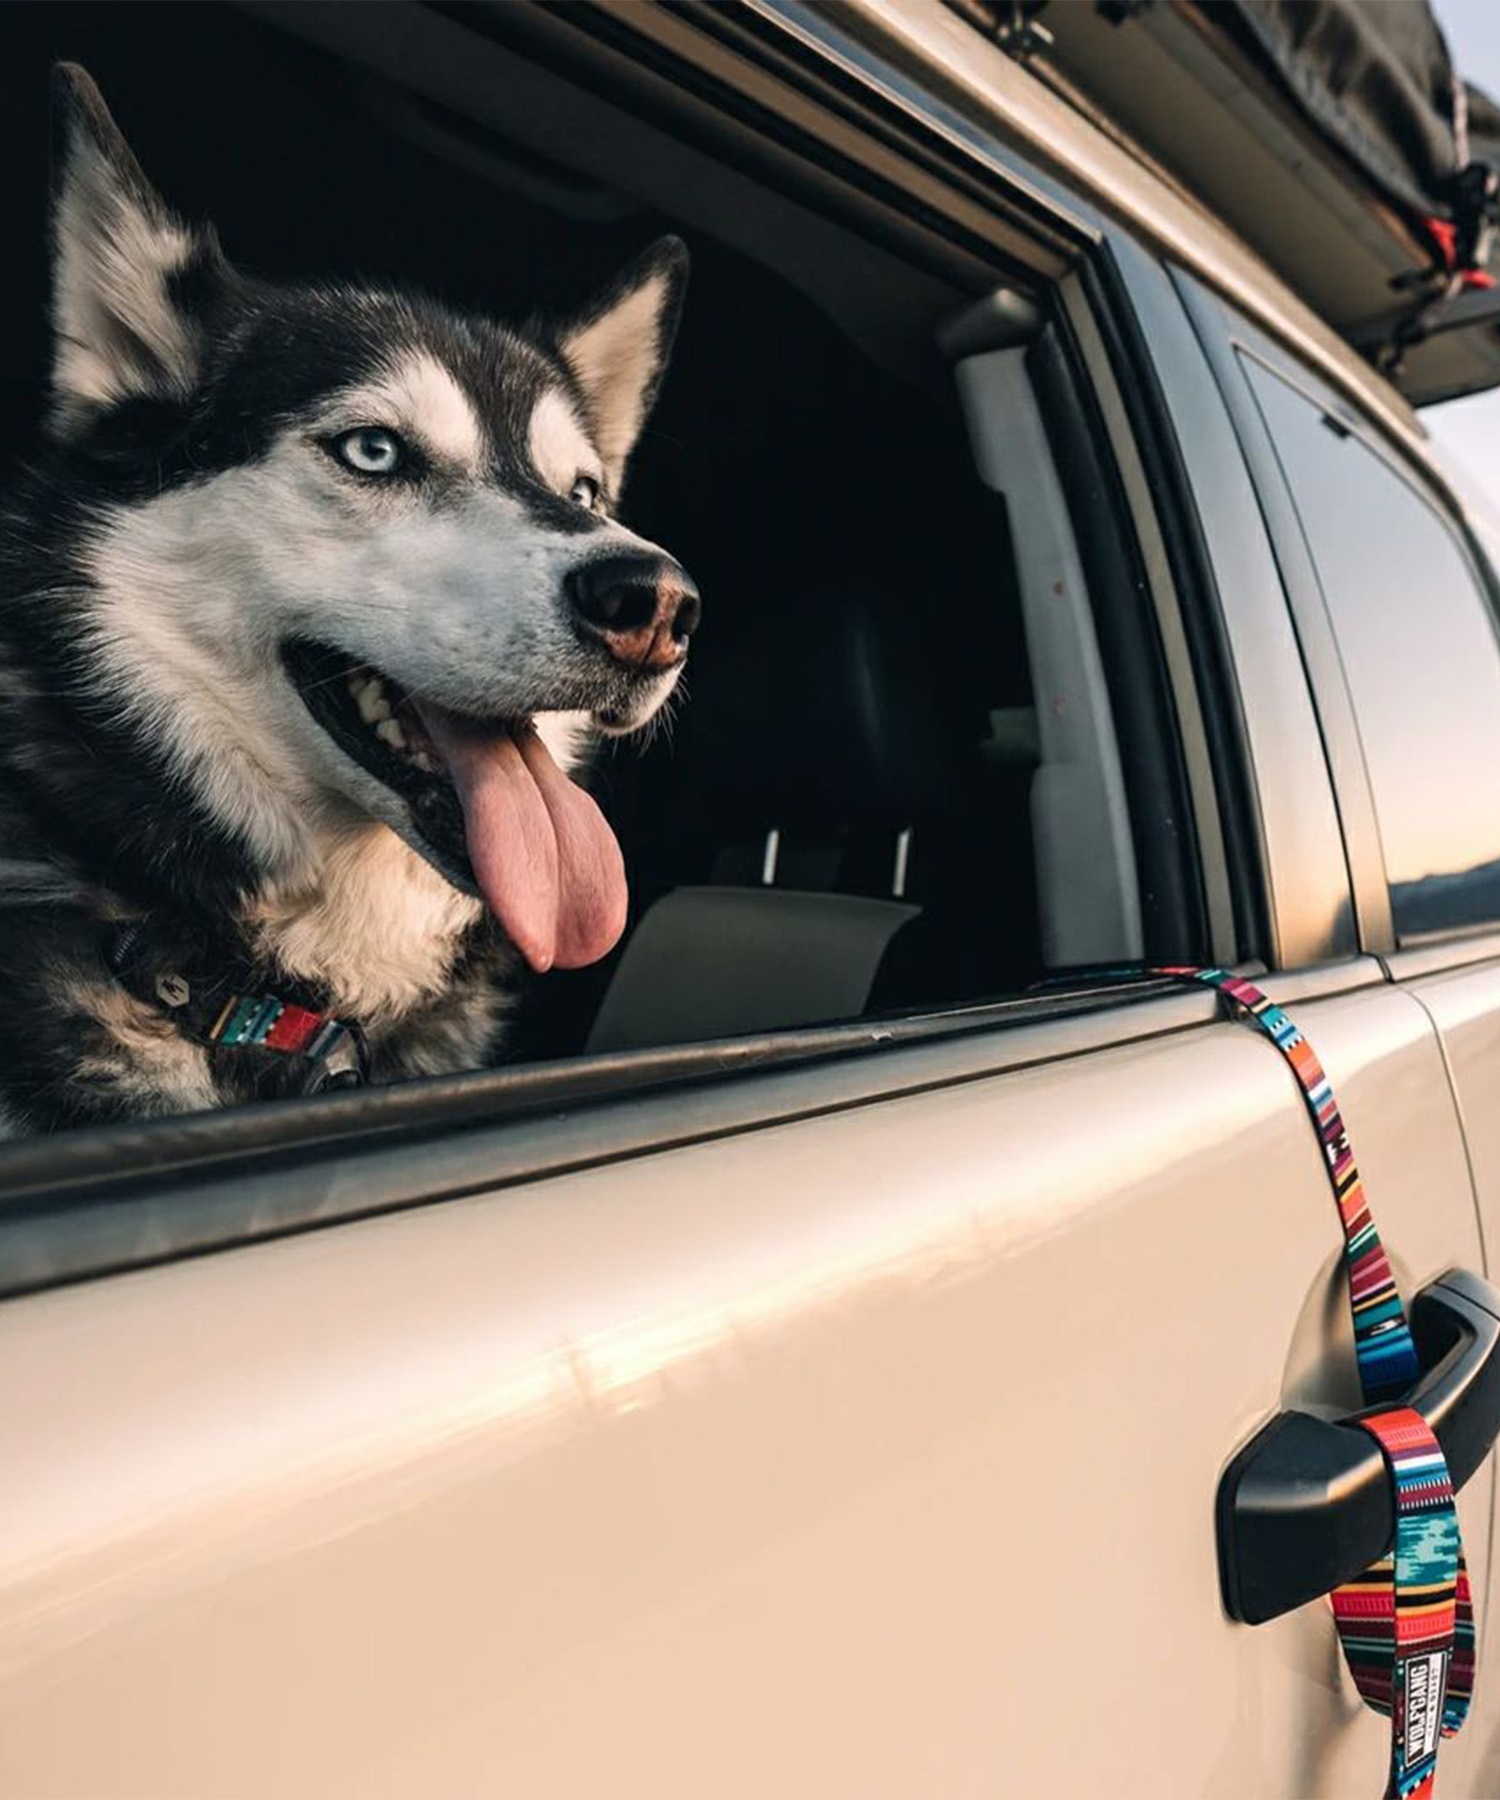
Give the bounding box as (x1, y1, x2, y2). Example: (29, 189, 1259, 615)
(376, 718, 407, 750)
(410, 749, 439, 774)
(356, 685, 391, 725)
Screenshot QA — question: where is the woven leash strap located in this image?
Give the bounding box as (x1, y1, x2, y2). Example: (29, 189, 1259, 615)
(1159, 968, 1474, 1797)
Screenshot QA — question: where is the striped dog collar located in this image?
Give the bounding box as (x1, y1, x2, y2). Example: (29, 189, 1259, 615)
(197, 984, 363, 1087)
(107, 920, 365, 1088)
(206, 989, 365, 1087)
(208, 991, 353, 1062)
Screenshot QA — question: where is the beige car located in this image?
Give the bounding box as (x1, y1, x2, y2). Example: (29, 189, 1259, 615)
(4, 2, 1500, 1797)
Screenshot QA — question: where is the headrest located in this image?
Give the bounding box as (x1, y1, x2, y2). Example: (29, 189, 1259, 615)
(677, 588, 952, 831)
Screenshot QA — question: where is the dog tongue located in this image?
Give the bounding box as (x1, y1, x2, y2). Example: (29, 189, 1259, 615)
(413, 706, 627, 973)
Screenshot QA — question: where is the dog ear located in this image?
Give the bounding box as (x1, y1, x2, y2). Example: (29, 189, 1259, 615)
(48, 65, 229, 435)
(555, 236, 688, 486)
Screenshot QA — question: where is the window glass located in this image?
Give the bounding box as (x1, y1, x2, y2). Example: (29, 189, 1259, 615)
(1245, 357, 1500, 940)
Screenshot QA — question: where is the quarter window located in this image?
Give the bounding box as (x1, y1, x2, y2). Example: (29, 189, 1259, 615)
(1245, 358, 1500, 941)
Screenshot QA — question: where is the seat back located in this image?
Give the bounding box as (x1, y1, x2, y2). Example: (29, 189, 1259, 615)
(585, 887, 918, 1052)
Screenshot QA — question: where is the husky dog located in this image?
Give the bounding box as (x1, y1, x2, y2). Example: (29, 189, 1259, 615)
(0, 66, 698, 1133)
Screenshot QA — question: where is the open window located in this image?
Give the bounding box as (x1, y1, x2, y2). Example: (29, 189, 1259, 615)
(0, 2, 1210, 1250)
(548, 287, 1159, 1055)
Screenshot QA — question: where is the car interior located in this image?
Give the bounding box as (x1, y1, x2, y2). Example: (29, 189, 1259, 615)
(0, 1, 1170, 1073)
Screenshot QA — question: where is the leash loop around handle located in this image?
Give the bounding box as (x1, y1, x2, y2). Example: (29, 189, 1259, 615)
(1155, 968, 1474, 1797)
(1338, 1407, 1472, 1798)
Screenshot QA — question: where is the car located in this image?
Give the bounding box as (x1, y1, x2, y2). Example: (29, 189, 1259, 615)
(2, 2, 1500, 1795)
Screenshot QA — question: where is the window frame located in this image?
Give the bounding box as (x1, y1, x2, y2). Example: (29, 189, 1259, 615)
(1183, 278, 1500, 965)
(1026, 283, 1210, 963)
(0, 0, 1267, 1291)
(1102, 252, 1358, 973)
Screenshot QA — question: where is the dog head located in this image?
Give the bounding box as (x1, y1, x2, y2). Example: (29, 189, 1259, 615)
(43, 65, 696, 971)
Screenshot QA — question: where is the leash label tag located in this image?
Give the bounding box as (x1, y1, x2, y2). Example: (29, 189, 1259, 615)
(1403, 1649, 1448, 1771)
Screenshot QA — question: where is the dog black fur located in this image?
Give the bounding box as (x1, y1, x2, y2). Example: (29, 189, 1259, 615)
(0, 66, 691, 1132)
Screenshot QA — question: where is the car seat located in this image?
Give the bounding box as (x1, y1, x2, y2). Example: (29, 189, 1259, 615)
(585, 586, 1040, 1051)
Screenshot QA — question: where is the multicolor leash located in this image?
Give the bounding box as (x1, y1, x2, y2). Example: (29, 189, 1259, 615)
(1161, 968, 1473, 1797)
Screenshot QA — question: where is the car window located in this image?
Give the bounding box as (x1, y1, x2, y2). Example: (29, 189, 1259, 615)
(0, 0, 1212, 1176)
(1243, 356, 1500, 941)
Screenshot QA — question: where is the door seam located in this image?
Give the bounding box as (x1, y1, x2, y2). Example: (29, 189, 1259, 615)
(1401, 982, 1489, 1280)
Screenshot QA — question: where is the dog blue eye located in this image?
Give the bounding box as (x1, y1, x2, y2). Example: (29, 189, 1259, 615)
(570, 475, 601, 510)
(333, 428, 404, 476)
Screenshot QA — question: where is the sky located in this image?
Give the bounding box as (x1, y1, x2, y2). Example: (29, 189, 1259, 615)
(1425, 1, 1500, 517)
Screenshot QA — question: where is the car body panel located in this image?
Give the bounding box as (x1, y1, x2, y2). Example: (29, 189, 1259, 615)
(0, 982, 1487, 1798)
(2, 4, 1498, 1796)
(1398, 954, 1500, 1235)
(1177, 244, 1500, 1793)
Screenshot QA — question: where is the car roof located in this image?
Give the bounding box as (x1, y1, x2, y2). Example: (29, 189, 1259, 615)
(843, 0, 1477, 516)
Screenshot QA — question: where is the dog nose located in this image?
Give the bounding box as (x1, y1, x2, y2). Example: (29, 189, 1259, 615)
(567, 553, 701, 671)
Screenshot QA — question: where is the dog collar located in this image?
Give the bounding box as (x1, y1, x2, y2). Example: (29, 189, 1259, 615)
(106, 920, 366, 1089)
(205, 989, 363, 1081)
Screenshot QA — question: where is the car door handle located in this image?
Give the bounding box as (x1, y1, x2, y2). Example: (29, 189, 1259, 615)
(1218, 1267, 1500, 1624)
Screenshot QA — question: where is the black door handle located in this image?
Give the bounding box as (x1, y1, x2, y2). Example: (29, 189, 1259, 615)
(1218, 1267, 1500, 1625)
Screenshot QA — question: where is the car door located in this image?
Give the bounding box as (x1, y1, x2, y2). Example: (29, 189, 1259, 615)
(0, 970, 1490, 1800)
(1172, 269, 1500, 1279)
(1198, 291, 1500, 1261)
(1170, 261, 1500, 1794)
(0, 349, 1490, 1800)
(0, 13, 1495, 1800)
